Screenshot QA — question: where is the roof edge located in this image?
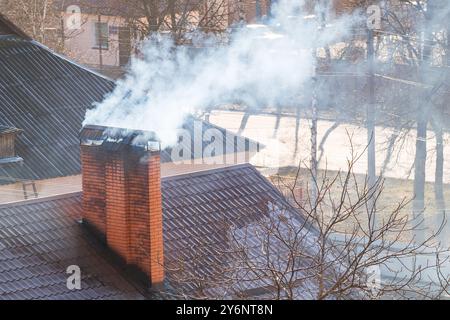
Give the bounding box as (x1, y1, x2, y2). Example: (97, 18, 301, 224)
(0, 14, 31, 40)
(0, 191, 82, 209)
(30, 40, 116, 83)
(161, 163, 255, 181)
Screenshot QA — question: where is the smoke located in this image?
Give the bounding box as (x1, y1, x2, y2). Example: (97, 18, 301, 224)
(84, 1, 355, 147)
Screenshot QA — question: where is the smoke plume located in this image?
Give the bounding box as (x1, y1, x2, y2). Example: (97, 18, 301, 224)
(84, 1, 354, 146)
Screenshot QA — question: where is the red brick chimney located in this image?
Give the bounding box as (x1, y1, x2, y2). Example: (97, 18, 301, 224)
(80, 125, 164, 286)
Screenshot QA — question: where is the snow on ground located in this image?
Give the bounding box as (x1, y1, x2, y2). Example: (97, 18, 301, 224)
(208, 110, 450, 184)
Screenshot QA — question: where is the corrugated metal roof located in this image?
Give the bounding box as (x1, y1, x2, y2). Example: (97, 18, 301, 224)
(0, 164, 303, 299)
(0, 36, 115, 183)
(0, 193, 145, 300)
(80, 118, 261, 162)
(0, 125, 22, 135)
(0, 35, 261, 184)
(0, 14, 31, 39)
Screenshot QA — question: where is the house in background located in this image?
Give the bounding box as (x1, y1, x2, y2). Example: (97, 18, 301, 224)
(58, 0, 275, 78)
(1, 0, 383, 81)
(0, 12, 115, 200)
(0, 124, 315, 300)
(59, 0, 140, 79)
(0, 14, 260, 203)
(0, 10, 318, 301)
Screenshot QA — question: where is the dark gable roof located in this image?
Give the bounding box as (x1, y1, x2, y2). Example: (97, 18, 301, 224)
(56, 0, 144, 18)
(57, 0, 203, 18)
(0, 126, 22, 135)
(0, 35, 259, 184)
(0, 164, 294, 299)
(0, 14, 30, 39)
(0, 193, 144, 299)
(80, 119, 261, 162)
(0, 36, 115, 183)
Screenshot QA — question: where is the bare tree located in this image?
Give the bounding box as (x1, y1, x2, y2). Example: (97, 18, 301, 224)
(0, 0, 63, 48)
(378, 1, 449, 239)
(160, 136, 450, 300)
(84, 0, 234, 44)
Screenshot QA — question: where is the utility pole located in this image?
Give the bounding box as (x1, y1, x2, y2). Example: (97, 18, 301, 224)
(367, 27, 376, 212)
(310, 73, 318, 207)
(97, 15, 103, 70)
(255, 0, 261, 21)
(366, 5, 381, 218)
(238, 0, 246, 23)
(310, 4, 326, 208)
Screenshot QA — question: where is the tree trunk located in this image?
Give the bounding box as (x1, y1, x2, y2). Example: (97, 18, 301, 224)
(143, 0, 159, 35)
(412, 111, 428, 240)
(168, 0, 176, 42)
(367, 29, 376, 218)
(255, 0, 262, 21)
(237, 0, 246, 22)
(310, 77, 318, 206)
(412, 18, 432, 241)
(433, 124, 445, 217)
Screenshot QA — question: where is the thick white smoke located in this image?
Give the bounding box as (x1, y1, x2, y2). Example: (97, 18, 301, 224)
(84, 1, 354, 147)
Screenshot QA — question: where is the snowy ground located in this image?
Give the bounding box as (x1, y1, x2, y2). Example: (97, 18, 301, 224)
(208, 110, 450, 184)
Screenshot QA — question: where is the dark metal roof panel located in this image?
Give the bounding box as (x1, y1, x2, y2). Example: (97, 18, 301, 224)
(0, 37, 115, 183)
(0, 126, 22, 134)
(0, 194, 144, 300)
(0, 164, 291, 299)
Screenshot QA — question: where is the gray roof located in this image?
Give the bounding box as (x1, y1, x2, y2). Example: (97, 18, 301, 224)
(0, 194, 145, 300)
(0, 14, 30, 39)
(0, 164, 298, 299)
(0, 36, 115, 183)
(0, 35, 260, 184)
(80, 118, 261, 162)
(0, 126, 22, 135)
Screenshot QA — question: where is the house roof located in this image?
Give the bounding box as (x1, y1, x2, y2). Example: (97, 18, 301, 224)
(80, 119, 261, 162)
(0, 14, 30, 39)
(0, 193, 144, 299)
(56, 0, 145, 18)
(0, 126, 22, 135)
(0, 164, 297, 299)
(0, 34, 260, 184)
(0, 36, 115, 183)
(57, 0, 203, 18)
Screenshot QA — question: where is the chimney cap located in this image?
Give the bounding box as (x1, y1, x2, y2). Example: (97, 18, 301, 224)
(0, 125, 23, 135)
(80, 124, 160, 151)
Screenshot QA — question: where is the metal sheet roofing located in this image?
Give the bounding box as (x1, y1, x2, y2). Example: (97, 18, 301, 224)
(0, 125, 22, 135)
(0, 14, 30, 39)
(80, 118, 261, 162)
(0, 164, 299, 299)
(0, 193, 145, 300)
(0, 36, 115, 183)
(0, 35, 260, 184)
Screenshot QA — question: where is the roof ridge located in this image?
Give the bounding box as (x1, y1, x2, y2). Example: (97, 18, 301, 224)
(0, 191, 82, 209)
(161, 163, 254, 181)
(0, 13, 31, 39)
(30, 40, 116, 83)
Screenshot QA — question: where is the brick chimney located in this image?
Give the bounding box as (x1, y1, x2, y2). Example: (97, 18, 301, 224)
(80, 125, 164, 286)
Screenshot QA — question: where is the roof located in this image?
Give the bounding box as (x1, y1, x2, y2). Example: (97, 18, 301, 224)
(0, 35, 259, 184)
(0, 36, 115, 183)
(0, 193, 144, 299)
(56, 0, 146, 18)
(0, 14, 30, 39)
(57, 0, 202, 18)
(0, 164, 300, 299)
(80, 118, 261, 162)
(0, 126, 22, 135)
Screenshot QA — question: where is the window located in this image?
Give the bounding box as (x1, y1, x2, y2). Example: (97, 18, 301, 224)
(94, 22, 109, 49)
(0, 126, 23, 163)
(109, 25, 119, 35)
